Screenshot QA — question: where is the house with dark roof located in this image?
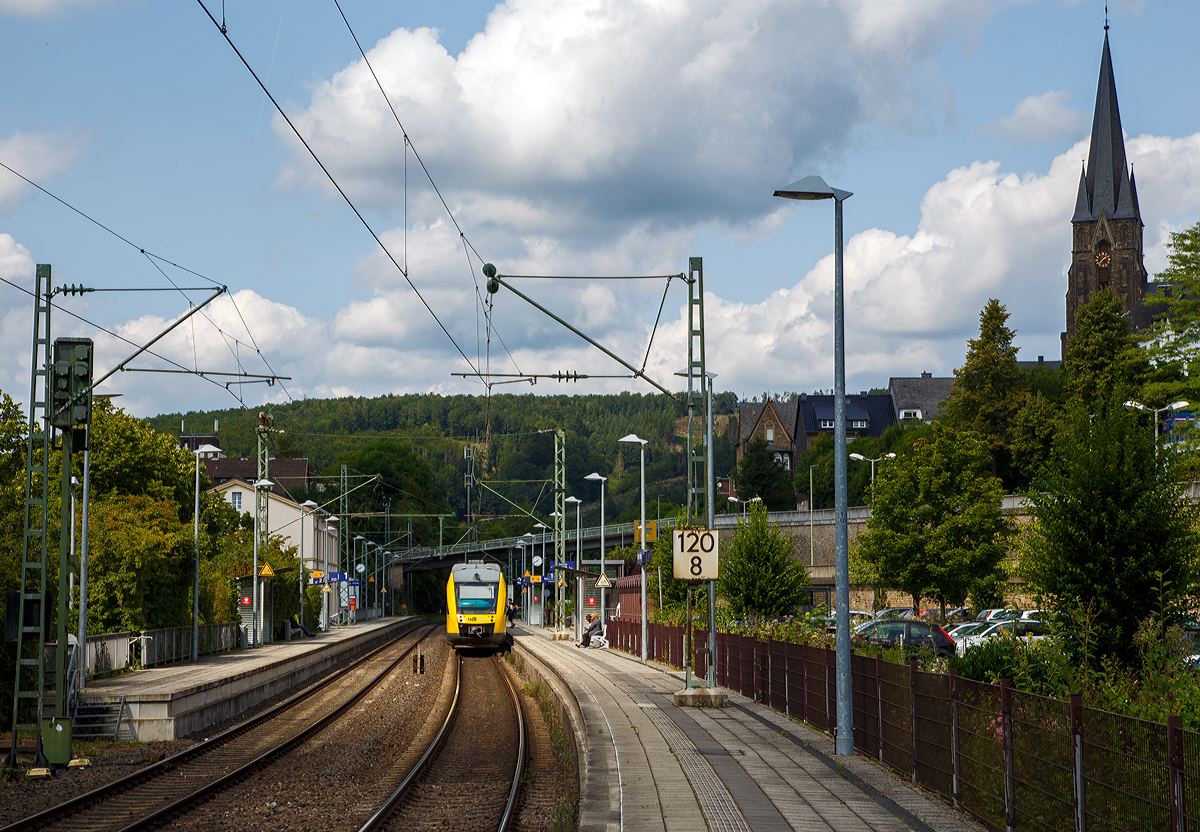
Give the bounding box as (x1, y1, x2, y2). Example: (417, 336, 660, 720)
(203, 456, 309, 496)
(795, 392, 895, 446)
(736, 400, 800, 472)
(888, 373, 954, 423)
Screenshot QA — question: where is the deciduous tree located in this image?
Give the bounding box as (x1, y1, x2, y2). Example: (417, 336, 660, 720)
(732, 437, 795, 510)
(717, 502, 806, 618)
(852, 423, 1010, 618)
(1020, 394, 1200, 665)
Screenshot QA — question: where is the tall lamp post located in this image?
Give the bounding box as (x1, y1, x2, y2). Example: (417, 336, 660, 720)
(326, 516, 338, 627)
(619, 433, 648, 663)
(253, 478, 274, 647)
(534, 523, 548, 625)
(775, 173, 854, 756)
(520, 534, 533, 622)
(849, 453, 895, 612)
(808, 464, 818, 567)
(1124, 400, 1189, 453)
(299, 500, 318, 633)
(353, 535, 365, 622)
(192, 444, 219, 661)
(584, 473, 608, 620)
(566, 495, 582, 642)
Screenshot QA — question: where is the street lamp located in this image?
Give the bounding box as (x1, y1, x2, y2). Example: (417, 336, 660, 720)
(727, 495, 760, 516)
(584, 473, 608, 620)
(353, 535, 365, 622)
(775, 173, 854, 756)
(326, 516, 339, 628)
(300, 500, 318, 634)
(549, 511, 563, 631)
(808, 464, 818, 567)
(253, 479, 274, 647)
(533, 523, 548, 626)
(1124, 400, 1189, 450)
(849, 453, 895, 612)
(191, 445, 220, 661)
(619, 433, 648, 663)
(566, 495, 582, 642)
(849, 452, 896, 485)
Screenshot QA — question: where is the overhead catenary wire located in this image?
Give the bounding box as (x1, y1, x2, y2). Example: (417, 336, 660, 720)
(0, 159, 291, 403)
(195, 0, 481, 380)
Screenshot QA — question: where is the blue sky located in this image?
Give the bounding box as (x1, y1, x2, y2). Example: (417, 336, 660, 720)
(2, 0, 1198, 417)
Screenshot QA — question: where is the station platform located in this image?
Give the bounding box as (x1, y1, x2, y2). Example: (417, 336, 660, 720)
(78, 617, 422, 741)
(511, 623, 983, 832)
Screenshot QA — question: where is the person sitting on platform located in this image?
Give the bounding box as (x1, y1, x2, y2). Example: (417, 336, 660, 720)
(291, 614, 314, 638)
(578, 613, 602, 648)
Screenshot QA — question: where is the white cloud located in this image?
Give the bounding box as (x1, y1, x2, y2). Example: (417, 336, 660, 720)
(986, 90, 1088, 145)
(0, 130, 88, 216)
(0, 0, 109, 16)
(276, 0, 988, 245)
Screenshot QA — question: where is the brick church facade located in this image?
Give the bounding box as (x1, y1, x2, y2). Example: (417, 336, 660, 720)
(1063, 31, 1155, 354)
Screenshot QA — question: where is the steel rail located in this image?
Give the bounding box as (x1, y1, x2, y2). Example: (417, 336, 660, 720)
(2, 622, 432, 832)
(358, 654, 526, 832)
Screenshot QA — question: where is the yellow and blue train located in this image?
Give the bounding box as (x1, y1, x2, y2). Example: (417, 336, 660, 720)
(446, 561, 513, 651)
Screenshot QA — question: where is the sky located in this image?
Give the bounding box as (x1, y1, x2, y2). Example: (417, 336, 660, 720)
(2, 0, 1199, 419)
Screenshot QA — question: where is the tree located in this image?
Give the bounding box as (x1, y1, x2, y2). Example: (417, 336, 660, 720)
(1063, 287, 1146, 409)
(944, 299, 1026, 484)
(732, 437, 795, 510)
(852, 422, 1010, 619)
(1141, 220, 1200, 405)
(1020, 394, 1200, 665)
(717, 501, 806, 618)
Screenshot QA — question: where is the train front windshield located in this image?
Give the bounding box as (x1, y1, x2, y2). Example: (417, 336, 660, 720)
(456, 581, 498, 613)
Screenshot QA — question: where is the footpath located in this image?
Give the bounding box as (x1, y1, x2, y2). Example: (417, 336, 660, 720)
(513, 622, 984, 832)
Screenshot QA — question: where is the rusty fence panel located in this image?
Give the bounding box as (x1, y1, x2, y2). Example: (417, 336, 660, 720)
(1010, 687, 1074, 832)
(913, 665, 953, 798)
(803, 644, 828, 733)
(1180, 723, 1200, 832)
(878, 658, 912, 776)
(769, 640, 787, 712)
(739, 635, 755, 699)
(956, 675, 1006, 831)
(785, 641, 805, 722)
(1082, 705, 1171, 831)
(850, 650, 880, 759)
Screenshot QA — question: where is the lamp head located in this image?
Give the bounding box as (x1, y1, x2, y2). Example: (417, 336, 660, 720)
(565, 496, 581, 503)
(584, 472, 607, 482)
(849, 453, 865, 462)
(1124, 400, 1150, 412)
(885, 453, 897, 459)
(301, 499, 319, 509)
(773, 174, 852, 202)
(255, 479, 274, 490)
(1169, 401, 1190, 411)
(618, 433, 646, 445)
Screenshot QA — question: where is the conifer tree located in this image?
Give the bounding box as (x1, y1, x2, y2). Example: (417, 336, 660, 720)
(1063, 287, 1146, 409)
(1141, 220, 1200, 405)
(944, 299, 1026, 483)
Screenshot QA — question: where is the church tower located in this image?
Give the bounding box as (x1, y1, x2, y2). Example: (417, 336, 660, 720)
(1064, 31, 1147, 349)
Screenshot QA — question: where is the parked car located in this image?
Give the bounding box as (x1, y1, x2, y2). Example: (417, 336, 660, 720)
(975, 608, 1022, 622)
(819, 610, 874, 633)
(943, 621, 981, 639)
(956, 618, 1047, 655)
(874, 607, 917, 620)
(853, 619, 956, 656)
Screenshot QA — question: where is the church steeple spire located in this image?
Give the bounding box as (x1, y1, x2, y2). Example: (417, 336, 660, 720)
(1081, 32, 1135, 223)
(1063, 28, 1148, 354)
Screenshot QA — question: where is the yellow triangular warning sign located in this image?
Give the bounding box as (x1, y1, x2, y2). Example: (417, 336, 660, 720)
(259, 563, 275, 577)
(595, 573, 612, 588)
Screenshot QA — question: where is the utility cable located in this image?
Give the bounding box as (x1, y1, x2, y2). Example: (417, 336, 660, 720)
(195, 0, 480, 378)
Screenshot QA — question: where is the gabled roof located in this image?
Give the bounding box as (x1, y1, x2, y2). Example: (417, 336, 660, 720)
(797, 392, 895, 438)
(739, 400, 798, 446)
(204, 457, 309, 495)
(1074, 32, 1139, 224)
(888, 376, 954, 421)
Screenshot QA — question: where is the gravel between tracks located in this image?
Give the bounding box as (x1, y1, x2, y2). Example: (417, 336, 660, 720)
(167, 636, 452, 832)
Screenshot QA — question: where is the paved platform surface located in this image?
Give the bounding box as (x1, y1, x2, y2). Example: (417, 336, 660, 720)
(513, 623, 984, 832)
(79, 617, 419, 739)
(82, 618, 407, 697)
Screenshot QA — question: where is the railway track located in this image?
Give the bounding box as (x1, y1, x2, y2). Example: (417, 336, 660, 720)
(361, 653, 526, 832)
(2, 623, 438, 832)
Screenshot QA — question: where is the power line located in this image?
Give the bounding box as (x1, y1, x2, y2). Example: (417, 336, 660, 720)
(195, 0, 481, 379)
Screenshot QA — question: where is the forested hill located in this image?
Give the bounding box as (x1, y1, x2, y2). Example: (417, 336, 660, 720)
(148, 391, 740, 529)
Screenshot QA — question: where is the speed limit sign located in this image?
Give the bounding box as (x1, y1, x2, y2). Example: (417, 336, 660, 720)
(672, 529, 719, 582)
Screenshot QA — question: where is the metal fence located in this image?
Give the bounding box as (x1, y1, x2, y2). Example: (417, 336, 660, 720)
(140, 622, 239, 667)
(606, 619, 1199, 832)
